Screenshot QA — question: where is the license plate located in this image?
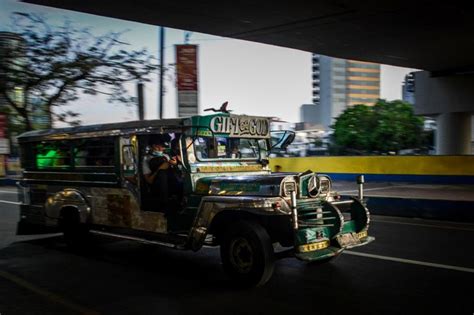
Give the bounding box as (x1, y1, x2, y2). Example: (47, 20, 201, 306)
(336, 233, 361, 247)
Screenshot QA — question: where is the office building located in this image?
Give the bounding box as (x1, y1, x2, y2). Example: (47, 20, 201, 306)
(402, 72, 415, 104)
(295, 104, 322, 130)
(310, 54, 380, 129)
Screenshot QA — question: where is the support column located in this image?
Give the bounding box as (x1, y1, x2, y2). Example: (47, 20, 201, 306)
(436, 112, 471, 155)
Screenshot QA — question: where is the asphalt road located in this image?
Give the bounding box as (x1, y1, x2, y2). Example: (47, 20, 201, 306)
(1, 187, 474, 315)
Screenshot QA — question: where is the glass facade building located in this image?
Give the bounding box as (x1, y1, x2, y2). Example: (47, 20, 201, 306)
(310, 54, 380, 129)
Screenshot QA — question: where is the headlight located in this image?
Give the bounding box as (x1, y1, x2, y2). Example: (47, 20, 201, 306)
(282, 181, 297, 196)
(308, 175, 331, 197)
(307, 175, 320, 197)
(319, 176, 331, 195)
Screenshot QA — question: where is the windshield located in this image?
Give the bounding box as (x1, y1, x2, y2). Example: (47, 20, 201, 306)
(193, 136, 267, 161)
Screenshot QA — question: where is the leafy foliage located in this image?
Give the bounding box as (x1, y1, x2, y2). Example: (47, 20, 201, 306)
(0, 13, 159, 130)
(331, 100, 426, 155)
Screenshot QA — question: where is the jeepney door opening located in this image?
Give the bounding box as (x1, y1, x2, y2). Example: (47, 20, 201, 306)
(137, 133, 184, 213)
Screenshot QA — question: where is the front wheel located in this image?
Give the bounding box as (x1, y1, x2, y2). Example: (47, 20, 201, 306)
(220, 220, 275, 287)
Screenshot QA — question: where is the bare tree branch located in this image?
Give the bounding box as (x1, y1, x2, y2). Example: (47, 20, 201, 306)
(0, 12, 161, 130)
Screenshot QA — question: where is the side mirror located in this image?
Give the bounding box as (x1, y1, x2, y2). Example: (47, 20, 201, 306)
(270, 130, 295, 151)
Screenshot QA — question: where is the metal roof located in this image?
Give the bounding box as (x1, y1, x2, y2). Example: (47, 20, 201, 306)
(17, 118, 185, 142)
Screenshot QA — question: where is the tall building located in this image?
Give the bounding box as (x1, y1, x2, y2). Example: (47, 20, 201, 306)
(296, 104, 322, 131)
(0, 32, 26, 160)
(402, 72, 415, 104)
(311, 54, 380, 129)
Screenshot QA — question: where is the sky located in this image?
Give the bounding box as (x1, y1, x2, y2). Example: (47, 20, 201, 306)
(0, 0, 417, 126)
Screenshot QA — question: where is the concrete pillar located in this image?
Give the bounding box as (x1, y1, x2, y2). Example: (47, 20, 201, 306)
(436, 112, 471, 155)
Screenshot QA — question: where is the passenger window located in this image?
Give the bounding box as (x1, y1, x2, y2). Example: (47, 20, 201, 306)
(73, 138, 115, 168)
(36, 142, 71, 169)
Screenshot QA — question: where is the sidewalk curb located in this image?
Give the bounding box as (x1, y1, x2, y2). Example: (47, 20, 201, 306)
(343, 195, 474, 223)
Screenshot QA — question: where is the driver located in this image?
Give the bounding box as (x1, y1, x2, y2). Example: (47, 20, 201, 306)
(143, 136, 170, 212)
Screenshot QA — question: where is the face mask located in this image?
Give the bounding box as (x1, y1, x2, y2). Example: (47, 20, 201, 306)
(152, 151, 164, 157)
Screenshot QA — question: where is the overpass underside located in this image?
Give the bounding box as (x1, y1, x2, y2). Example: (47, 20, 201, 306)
(21, 0, 474, 154)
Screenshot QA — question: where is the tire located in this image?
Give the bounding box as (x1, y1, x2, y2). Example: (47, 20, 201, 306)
(61, 210, 89, 248)
(220, 220, 275, 287)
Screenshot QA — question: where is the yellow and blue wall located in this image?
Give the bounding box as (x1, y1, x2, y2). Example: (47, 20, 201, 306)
(270, 156, 474, 184)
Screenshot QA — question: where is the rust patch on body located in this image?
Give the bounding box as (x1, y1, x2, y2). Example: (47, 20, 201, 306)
(107, 194, 132, 226)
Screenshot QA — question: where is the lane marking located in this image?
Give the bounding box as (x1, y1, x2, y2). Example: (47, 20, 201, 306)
(345, 250, 474, 274)
(371, 218, 474, 232)
(0, 269, 100, 315)
(0, 200, 21, 205)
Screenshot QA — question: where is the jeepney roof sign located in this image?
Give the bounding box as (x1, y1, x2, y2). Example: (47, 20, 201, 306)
(188, 114, 270, 138)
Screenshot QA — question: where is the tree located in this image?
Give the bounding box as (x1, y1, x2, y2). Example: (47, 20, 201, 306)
(0, 13, 159, 130)
(331, 100, 425, 155)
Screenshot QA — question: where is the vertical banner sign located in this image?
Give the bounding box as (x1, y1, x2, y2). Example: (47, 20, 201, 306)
(176, 45, 199, 117)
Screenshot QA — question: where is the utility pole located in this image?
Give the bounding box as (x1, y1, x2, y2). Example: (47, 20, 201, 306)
(158, 26, 165, 119)
(137, 82, 144, 120)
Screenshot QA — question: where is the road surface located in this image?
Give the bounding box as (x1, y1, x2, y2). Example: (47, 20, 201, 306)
(1, 187, 473, 314)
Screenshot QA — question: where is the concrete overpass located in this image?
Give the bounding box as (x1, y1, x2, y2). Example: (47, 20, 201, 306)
(22, 0, 474, 154)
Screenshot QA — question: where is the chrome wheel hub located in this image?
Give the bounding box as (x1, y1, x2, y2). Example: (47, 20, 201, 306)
(229, 237, 254, 273)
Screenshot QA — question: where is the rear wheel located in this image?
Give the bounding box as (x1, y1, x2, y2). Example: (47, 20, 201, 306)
(220, 220, 275, 287)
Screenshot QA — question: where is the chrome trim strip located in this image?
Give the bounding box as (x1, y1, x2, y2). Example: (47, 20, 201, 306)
(331, 200, 354, 205)
(290, 190, 298, 230)
(24, 179, 118, 185)
(90, 230, 179, 248)
(24, 171, 116, 176)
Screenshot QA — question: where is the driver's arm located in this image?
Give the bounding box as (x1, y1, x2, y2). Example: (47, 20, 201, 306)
(144, 162, 169, 185)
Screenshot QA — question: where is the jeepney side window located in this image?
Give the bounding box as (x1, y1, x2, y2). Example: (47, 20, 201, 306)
(73, 138, 115, 168)
(185, 137, 196, 164)
(35, 141, 72, 169)
(258, 139, 268, 160)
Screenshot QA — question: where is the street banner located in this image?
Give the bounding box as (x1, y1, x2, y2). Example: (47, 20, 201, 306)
(176, 44, 199, 117)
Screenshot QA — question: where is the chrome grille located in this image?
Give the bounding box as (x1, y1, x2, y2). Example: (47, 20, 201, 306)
(297, 198, 336, 228)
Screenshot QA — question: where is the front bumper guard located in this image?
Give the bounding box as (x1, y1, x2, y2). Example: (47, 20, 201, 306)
(294, 235, 375, 262)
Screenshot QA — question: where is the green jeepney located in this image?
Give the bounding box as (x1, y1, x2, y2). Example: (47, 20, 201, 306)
(17, 112, 374, 286)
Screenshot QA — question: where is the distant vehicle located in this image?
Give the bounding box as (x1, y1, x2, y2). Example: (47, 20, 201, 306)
(17, 113, 373, 286)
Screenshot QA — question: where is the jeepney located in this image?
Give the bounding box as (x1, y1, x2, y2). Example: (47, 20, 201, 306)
(17, 112, 374, 286)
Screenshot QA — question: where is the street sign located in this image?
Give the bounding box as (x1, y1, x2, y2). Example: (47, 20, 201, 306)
(176, 44, 199, 117)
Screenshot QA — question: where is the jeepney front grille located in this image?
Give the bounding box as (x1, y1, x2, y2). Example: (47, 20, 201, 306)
(296, 198, 336, 228)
